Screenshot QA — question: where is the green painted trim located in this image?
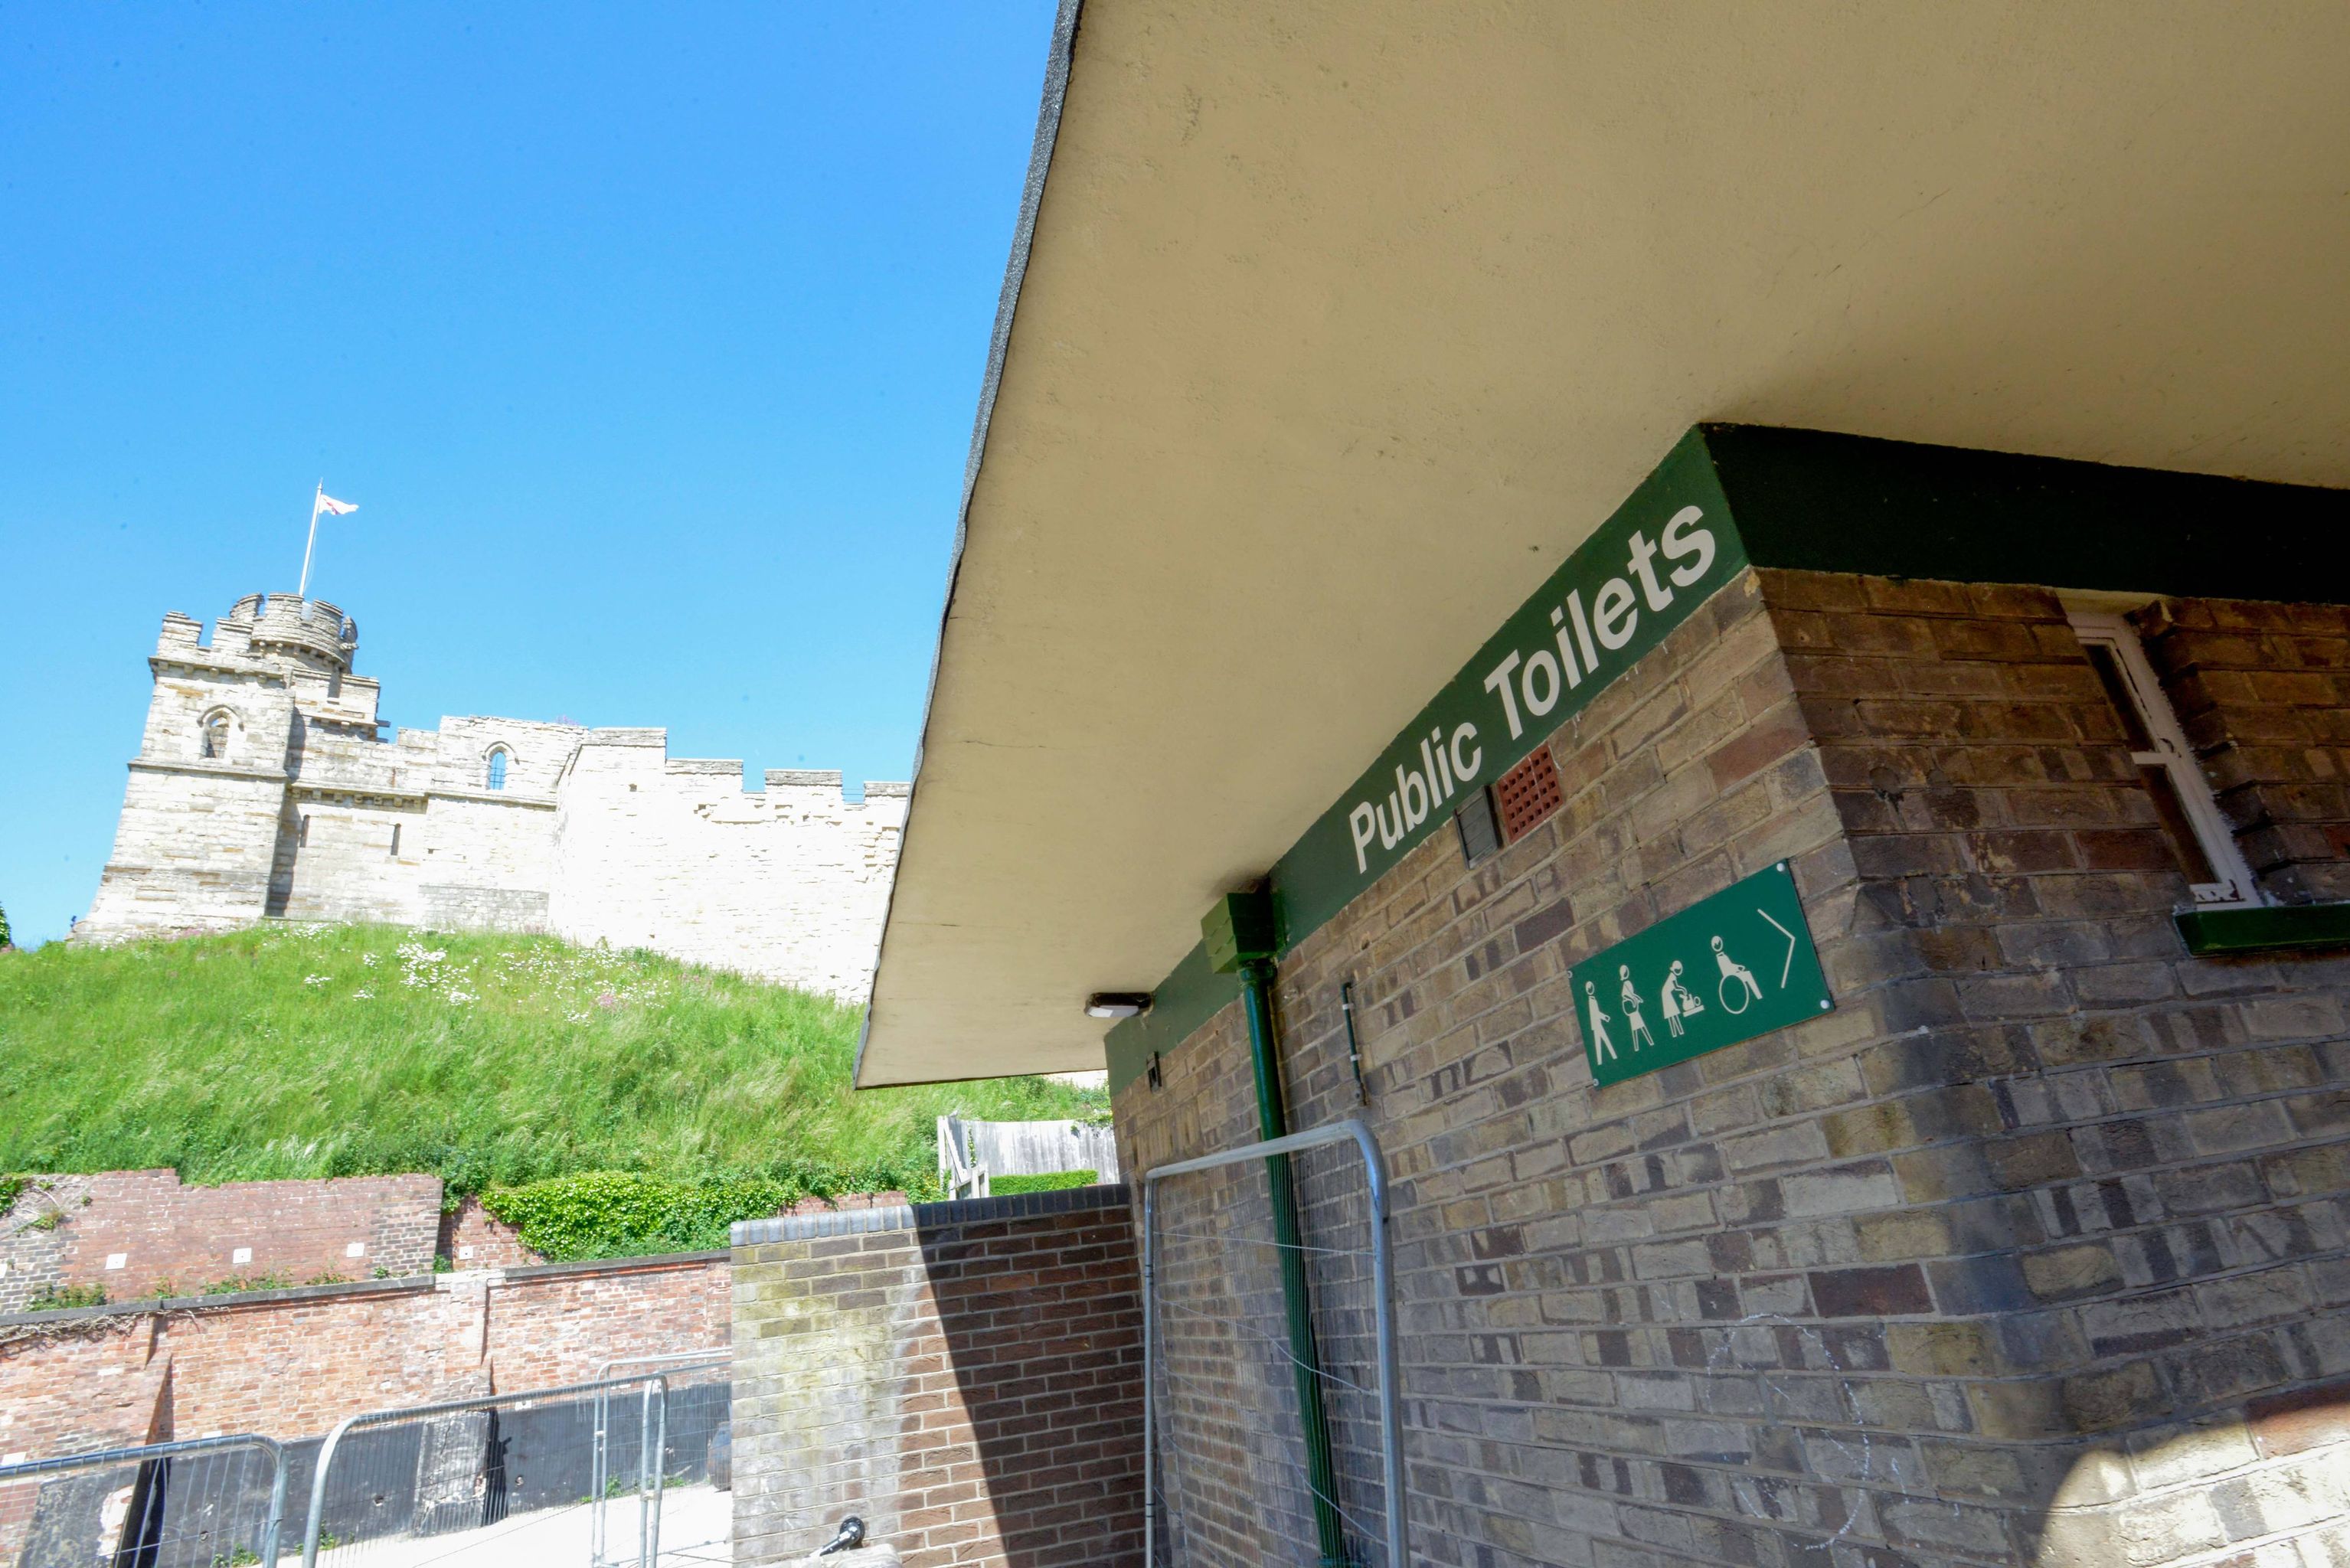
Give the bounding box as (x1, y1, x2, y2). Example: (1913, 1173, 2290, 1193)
(1705, 424, 2350, 603)
(2176, 903, 2350, 956)
(1105, 939, 1240, 1096)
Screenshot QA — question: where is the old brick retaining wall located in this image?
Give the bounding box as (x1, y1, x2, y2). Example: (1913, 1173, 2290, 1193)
(0, 1251, 727, 1464)
(0, 1171, 443, 1311)
(730, 1186, 1144, 1568)
(1116, 567, 2350, 1568)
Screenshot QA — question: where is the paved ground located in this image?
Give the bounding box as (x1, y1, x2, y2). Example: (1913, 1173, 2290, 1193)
(306, 1483, 731, 1566)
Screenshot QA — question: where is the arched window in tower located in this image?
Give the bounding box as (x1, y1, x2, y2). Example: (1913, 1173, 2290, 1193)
(486, 747, 511, 791)
(200, 710, 232, 761)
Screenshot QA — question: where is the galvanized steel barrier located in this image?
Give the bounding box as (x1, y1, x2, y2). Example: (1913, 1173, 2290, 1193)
(590, 1352, 730, 1568)
(299, 1371, 673, 1568)
(1142, 1117, 1407, 1567)
(0, 1432, 286, 1568)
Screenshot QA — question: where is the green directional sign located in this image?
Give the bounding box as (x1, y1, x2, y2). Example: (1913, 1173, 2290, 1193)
(1568, 861, 1833, 1087)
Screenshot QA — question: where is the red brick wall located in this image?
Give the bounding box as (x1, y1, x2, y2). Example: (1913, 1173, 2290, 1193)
(436, 1196, 540, 1269)
(0, 1253, 727, 1456)
(1, 1171, 442, 1309)
(731, 1188, 1144, 1568)
(2139, 596, 2350, 903)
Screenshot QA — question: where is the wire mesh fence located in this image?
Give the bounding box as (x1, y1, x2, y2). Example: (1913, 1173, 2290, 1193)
(591, 1354, 732, 1568)
(1142, 1119, 1404, 1568)
(0, 1433, 286, 1568)
(298, 1372, 684, 1568)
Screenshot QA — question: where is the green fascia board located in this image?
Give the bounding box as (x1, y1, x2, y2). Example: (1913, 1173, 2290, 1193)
(2175, 903, 2350, 957)
(1107, 938, 1242, 1093)
(1704, 423, 2350, 605)
(1106, 424, 2350, 1096)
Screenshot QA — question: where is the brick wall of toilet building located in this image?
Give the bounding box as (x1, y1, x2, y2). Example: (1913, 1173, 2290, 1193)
(730, 1187, 1146, 1568)
(1114, 570, 2350, 1568)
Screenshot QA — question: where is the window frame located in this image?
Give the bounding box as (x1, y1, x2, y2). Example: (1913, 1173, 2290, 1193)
(2066, 609, 2262, 908)
(199, 709, 234, 762)
(485, 746, 512, 792)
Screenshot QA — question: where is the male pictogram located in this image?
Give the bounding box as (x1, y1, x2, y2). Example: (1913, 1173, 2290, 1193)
(1583, 979, 1616, 1062)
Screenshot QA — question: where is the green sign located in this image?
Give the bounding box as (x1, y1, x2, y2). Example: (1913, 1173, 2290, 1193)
(1106, 426, 1753, 1091)
(1268, 428, 1747, 942)
(1567, 861, 1832, 1087)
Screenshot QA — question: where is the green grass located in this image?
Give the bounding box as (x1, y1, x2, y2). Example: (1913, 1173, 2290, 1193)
(27, 1282, 108, 1312)
(0, 924, 1101, 1200)
(991, 1170, 1099, 1195)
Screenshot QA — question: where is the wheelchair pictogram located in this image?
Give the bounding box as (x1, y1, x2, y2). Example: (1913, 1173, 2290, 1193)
(1711, 934, 1765, 1014)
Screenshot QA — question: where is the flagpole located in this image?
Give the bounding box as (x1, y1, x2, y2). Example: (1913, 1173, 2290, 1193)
(298, 482, 324, 599)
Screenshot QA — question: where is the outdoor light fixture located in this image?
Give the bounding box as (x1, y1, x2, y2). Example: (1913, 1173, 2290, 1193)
(1085, 992, 1152, 1019)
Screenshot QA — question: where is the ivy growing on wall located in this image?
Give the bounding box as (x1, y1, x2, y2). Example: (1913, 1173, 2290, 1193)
(482, 1159, 943, 1263)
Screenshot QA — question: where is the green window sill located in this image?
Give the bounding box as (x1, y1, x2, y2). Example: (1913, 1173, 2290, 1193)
(2176, 903, 2350, 957)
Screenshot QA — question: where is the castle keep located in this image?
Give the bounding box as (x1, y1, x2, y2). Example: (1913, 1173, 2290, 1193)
(79, 592, 905, 999)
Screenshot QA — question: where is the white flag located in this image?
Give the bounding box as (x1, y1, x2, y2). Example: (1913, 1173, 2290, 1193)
(318, 494, 358, 516)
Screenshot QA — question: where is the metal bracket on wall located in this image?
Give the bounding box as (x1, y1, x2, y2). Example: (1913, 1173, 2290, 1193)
(1339, 979, 1370, 1104)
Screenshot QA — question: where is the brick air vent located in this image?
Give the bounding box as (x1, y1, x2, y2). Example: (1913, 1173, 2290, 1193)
(1493, 747, 1563, 842)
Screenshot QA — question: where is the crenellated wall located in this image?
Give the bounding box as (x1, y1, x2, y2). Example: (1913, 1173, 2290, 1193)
(79, 595, 905, 999)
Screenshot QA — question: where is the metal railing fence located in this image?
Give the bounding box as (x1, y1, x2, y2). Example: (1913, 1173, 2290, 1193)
(590, 1353, 730, 1568)
(299, 1372, 673, 1568)
(0, 1432, 285, 1568)
(1142, 1118, 1406, 1568)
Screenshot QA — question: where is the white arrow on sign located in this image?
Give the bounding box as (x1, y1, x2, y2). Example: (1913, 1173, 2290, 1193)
(1758, 908, 1798, 988)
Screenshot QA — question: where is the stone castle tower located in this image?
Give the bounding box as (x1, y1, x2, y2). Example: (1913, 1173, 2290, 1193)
(79, 593, 907, 1000)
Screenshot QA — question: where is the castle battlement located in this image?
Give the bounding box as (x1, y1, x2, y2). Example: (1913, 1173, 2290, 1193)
(80, 593, 907, 1001)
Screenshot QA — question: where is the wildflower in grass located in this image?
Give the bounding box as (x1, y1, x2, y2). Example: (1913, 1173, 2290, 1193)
(304, 974, 328, 987)
(353, 988, 374, 1001)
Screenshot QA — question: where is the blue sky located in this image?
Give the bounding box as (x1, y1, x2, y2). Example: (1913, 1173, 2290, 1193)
(0, 5, 1058, 946)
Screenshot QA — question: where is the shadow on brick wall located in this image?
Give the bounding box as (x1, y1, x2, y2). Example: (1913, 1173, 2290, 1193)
(913, 1191, 1148, 1567)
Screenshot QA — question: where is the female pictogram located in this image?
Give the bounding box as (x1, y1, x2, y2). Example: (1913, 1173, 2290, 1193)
(1618, 965, 1655, 1051)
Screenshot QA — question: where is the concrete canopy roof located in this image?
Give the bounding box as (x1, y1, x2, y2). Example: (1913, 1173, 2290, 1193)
(855, 0, 2350, 1087)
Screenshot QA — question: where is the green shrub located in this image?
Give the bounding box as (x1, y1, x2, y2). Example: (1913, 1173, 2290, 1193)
(484, 1159, 945, 1262)
(201, 1272, 293, 1295)
(991, 1170, 1098, 1195)
(28, 1282, 106, 1311)
(0, 1174, 25, 1215)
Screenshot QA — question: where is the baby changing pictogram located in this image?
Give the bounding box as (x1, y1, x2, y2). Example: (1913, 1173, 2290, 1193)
(1566, 861, 1835, 1086)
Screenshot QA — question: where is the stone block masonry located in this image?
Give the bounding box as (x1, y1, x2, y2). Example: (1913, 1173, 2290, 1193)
(0, 1171, 440, 1312)
(76, 591, 905, 1001)
(1114, 567, 2350, 1568)
(731, 1186, 1145, 1567)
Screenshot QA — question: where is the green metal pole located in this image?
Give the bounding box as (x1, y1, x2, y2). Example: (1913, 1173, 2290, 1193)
(1240, 956, 1351, 1568)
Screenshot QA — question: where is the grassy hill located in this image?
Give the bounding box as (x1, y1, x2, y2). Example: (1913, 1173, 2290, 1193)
(0, 924, 1100, 1212)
